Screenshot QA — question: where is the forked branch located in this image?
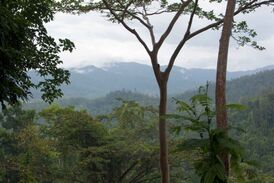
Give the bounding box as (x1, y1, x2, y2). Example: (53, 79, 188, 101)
(116, 0, 151, 29)
(142, 5, 156, 46)
(165, 0, 199, 75)
(154, 0, 192, 53)
(187, 0, 274, 40)
(102, 0, 151, 54)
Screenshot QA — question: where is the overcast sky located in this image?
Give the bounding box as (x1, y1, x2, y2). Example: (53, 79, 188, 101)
(46, 2, 274, 71)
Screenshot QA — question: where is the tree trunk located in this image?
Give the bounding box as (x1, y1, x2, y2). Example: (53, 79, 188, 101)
(215, 0, 236, 176)
(158, 72, 169, 183)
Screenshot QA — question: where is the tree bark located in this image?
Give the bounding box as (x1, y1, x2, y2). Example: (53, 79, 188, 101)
(215, 0, 236, 176)
(158, 72, 169, 183)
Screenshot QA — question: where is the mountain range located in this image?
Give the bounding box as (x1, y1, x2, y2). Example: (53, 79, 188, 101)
(30, 62, 274, 99)
(26, 68, 274, 115)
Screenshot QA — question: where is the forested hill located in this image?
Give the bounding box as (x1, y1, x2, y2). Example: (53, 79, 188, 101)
(25, 90, 159, 115)
(227, 69, 274, 102)
(26, 69, 274, 115)
(231, 91, 274, 177)
(177, 69, 274, 103)
(29, 62, 274, 99)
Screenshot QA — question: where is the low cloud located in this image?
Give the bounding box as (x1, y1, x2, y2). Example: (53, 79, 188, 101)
(46, 5, 274, 71)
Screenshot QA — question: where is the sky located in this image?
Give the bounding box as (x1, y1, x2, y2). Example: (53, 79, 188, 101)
(46, 1, 274, 71)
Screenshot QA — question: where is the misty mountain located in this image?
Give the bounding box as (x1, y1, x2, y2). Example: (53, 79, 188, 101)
(26, 68, 274, 115)
(30, 62, 274, 99)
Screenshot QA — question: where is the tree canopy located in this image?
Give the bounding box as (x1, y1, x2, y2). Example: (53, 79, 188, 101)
(0, 0, 75, 108)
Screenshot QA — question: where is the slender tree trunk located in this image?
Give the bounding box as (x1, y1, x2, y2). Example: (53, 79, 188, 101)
(215, 0, 236, 176)
(158, 72, 169, 183)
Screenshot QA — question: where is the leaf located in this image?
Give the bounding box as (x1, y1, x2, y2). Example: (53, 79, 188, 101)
(212, 163, 227, 181)
(171, 126, 181, 135)
(202, 163, 227, 183)
(173, 98, 194, 115)
(191, 94, 212, 107)
(176, 138, 209, 151)
(203, 167, 216, 183)
(226, 104, 247, 111)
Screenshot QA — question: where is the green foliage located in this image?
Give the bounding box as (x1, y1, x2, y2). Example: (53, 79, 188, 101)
(39, 104, 109, 182)
(1, 88, 274, 182)
(0, 104, 36, 132)
(0, 0, 75, 108)
(97, 100, 161, 183)
(177, 69, 274, 104)
(232, 21, 264, 50)
(0, 104, 57, 183)
(231, 91, 274, 181)
(170, 85, 249, 183)
(0, 101, 162, 183)
(0, 104, 109, 182)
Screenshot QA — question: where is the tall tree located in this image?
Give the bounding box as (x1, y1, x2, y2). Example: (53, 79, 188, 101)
(215, 0, 236, 175)
(57, 0, 274, 182)
(0, 0, 75, 108)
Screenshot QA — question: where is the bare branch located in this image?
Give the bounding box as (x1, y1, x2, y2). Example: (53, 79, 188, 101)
(143, 5, 156, 46)
(187, 0, 274, 40)
(147, 9, 169, 16)
(165, 0, 199, 75)
(155, 0, 192, 53)
(115, 0, 159, 49)
(136, 8, 169, 16)
(102, 0, 151, 55)
(116, 0, 151, 29)
(119, 161, 139, 182)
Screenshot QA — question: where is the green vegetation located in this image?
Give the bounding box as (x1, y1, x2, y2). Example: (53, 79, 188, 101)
(0, 0, 74, 108)
(0, 102, 160, 182)
(1, 84, 274, 182)
(233, 91, 274, 181)
(1, 0, 274, 182)
(177, 69, 274, 103)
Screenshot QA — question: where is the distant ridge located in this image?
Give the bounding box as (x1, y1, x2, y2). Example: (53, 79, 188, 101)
(176, 68, 274, 103)
(26, 68, 274, 115)
(29, 62, 274, 99)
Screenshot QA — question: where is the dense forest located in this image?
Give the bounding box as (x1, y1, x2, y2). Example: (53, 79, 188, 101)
(1, 0, 274, 182)
(2, 70, 274, 182)
(2, 82, 274, 182)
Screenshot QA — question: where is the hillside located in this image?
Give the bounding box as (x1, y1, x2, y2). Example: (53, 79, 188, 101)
(29, 62, 273, 100)
(176, 69, 274, 103)
(25, 69, 274, 115)
(25, 90, 159, 115)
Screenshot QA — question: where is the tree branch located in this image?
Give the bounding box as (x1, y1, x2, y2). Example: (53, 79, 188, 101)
(143, 9, 169, 16)
(119, 161, 139, 182)
(120, 0, 134, 20)
(128, 169, 147, 183)
(154, 0, 192, 53)
(165, 0, 199, 75)
(102, 0, 151, 55)
(187, 0, 274, 41)
(142, 5, 156, 46)
(116, 0, 151, 29)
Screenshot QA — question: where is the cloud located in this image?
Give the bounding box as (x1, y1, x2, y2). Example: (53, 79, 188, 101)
(46, 4, 274, 71)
